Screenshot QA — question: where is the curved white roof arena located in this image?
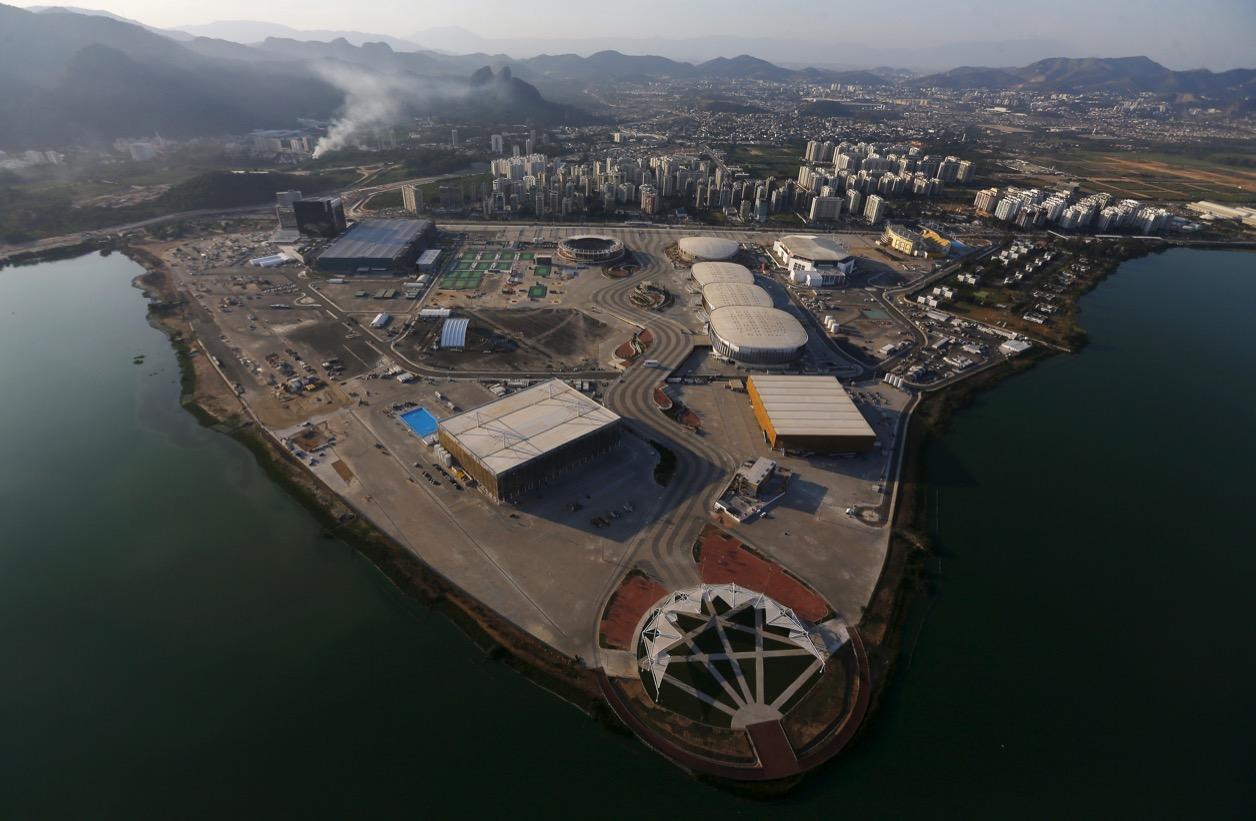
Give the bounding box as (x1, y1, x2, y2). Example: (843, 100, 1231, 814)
(679, 236, 740, 260)
(776, 234, 852, 263)
(701, 282, 774, 311)
(708, 306, 808, 353)
(691, 261, 755, 288)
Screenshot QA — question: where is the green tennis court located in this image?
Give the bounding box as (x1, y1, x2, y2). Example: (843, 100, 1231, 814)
(534, 265, 551, 277)
(527, 285, 547, 299)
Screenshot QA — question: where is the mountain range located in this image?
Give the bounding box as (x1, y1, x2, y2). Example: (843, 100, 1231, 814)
(909, 56, 1256, 96)
(1, 5, 1252, 149)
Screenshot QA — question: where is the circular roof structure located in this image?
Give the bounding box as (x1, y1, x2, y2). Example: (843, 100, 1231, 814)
(709, 306, 808, 352)
(557, 235, 625, 263)
(679, 236, 740, 261)
(691, 261, 755, 288)
(637, 584, 829, 728)
(701, 282, 773, 311)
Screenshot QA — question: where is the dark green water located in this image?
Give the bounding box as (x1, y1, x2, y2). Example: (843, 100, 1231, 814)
(1, 249, 1252, 818)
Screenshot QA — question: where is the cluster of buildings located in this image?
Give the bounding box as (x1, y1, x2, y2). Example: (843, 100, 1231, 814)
(489, 130, 538, 157)
(795, 140, 975, 224)
(435, 369, 877, 505)
(246, 129, 317, 160)
(974, 186, 1173, 233)
(272, 189, 436, 275)
(0, 147, 65, 170)
(880, 223, 962, 258)
(481, 149, 803, 222)
(477, 135, 975, 225)
(685, 258, 811, 366)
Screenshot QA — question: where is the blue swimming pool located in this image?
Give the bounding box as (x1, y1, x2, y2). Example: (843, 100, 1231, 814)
(400, 407, 438, 437)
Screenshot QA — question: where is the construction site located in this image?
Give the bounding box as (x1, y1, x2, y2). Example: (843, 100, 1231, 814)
(150, 216, 927, 781)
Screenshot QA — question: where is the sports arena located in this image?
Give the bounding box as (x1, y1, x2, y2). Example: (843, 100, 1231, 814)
(690, 261, 756, 288)
(557, 235, 626, 264)
(708, 306, 809, 366)
(677, 236, 740, 262)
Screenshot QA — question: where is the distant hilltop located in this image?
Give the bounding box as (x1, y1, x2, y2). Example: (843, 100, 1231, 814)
(1, 4, 1253, 148)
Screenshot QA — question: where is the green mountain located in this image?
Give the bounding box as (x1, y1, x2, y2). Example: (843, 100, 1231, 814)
(0, 4, 340, 146)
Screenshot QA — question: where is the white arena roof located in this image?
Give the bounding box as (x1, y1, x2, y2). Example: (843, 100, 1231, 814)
(438, 380, 620, 478)
(679, 236, 740, 260)
(708, 307, 808, 351)
(701, 282, 773, 310)
(777, 235, 852, 262)
(748, 375, 875, 440)
(691, 261, 755, 287)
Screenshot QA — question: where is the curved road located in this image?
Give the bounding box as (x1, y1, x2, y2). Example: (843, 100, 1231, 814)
(587, 257, 737, 607)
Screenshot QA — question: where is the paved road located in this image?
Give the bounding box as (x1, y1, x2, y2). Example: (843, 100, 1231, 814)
(586, 257, 738, 620)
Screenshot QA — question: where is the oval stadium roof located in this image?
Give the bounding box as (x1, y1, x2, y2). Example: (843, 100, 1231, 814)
(776, 234, 851, 262)
(679, 236, 740, 260)
(691, 261, 755, 287)
(708, 306, 808, 352)
(701, 282, 773, 311)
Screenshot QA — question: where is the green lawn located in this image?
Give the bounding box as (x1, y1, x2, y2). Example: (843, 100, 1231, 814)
(364, 189, 403, 210)
(716, 143, 804, 178)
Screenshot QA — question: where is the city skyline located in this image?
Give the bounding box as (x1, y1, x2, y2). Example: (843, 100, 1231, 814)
(20, 0, 1256, 71)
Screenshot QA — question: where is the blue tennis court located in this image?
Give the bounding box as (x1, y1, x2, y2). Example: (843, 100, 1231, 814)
(400, 407, 439, 437)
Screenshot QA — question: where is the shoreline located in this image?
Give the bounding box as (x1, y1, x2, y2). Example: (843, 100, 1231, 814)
(13, 235, 1245, 789)
(127, 246, 623, 728)
(846, 238, 1256, 730)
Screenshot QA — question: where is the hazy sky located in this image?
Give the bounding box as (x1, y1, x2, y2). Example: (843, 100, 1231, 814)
(28, 0, 1256, 70)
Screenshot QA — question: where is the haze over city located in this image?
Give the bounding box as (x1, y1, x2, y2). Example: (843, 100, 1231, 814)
(21, 0, 1256, 69)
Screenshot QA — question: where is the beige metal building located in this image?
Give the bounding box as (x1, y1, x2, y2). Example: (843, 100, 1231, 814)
(437, 380, 621, 501)
(746, 375, 876, 452)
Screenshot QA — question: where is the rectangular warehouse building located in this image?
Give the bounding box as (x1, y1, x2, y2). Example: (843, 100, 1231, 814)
(315, 218, 434, 274)
(747, 375, 876, 453)
(437, 379, 622, 501)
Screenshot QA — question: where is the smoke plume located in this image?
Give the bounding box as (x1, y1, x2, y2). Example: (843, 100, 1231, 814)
(310, 62, 468, 158)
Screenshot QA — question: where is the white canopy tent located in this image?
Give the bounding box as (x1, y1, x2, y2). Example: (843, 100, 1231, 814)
(638, 583, 828, 696)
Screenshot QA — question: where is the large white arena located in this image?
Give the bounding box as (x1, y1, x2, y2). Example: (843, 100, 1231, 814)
(701, 282, 774, 312)
(678, 236, 740, 262)
(773, 235, 855, 286)
(708, 306, 809, 365)
(690, 261, 755, 288)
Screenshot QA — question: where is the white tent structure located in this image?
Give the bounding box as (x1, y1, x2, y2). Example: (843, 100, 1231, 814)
(637, 583, 828, 699)
(439, 317, 469, 349)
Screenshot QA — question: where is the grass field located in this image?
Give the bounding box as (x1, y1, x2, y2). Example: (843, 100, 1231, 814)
(363, 189, 403, 210)
(441, 271, 484, 290)
(1035, 147, 1256, 203)
(716, 143, 803, 179)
